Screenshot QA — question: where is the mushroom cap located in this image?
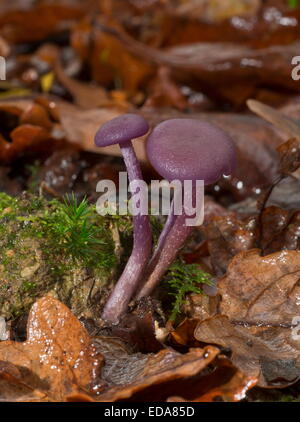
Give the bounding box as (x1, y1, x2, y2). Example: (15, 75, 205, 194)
(95, 114, 149, 147)
(146, 119, 236, 185)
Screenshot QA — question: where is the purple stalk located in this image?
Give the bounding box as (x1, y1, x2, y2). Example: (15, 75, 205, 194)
(136, 209, 194, 299)
(102, 140, 152, 323)
(144, 198, 177, 274)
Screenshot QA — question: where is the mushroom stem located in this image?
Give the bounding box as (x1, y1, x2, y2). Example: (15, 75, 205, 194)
(136, 191, 197, 299)
(137, 213, 193, 299)
(101, 141, 152, 323)
(139, 196, 177, 285)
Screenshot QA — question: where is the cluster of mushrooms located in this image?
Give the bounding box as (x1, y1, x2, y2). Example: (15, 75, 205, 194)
(95, 114, 236, 324)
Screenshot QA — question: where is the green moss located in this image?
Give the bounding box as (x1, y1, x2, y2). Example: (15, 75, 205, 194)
(288, 0, 299, 9)
(0, 194, 196, 321)
(164, 261, 212, 322)
(40, 194, 116, 274)
(0, 193, 119, 320)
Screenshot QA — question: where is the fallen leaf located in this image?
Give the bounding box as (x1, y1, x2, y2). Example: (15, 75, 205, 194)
(247, 99, 300, 141)
(204, 203, 300, 274)
(72, 18, 153, 94)
(40, 72, 55, 94)
(0, 296, 104, 401)
(0, 2, 84, 44)
(277, 138, 300, 175)
(204, 215, 256, 275)
(145, 66, 188, 110)
(95, 343, 219, 401)
(20, 103, 53, 130)
(54, 56, 117, 110)
(167, 356, 257, 402)
(57, 102, 149, 161)
(169, 318, 203, 348)
(0, 291, 257, 402)
(96, 23, 300, 105)
(3, 124, 51, 162)
(259, 206, 300, 255)
(0, 100, 62, 164)
(195, 249, 300, 387)
(219, 249, 300, 323)
(70, 332, 255, 402)
(172, 0, 261, 23)
(248, 100, 300, 180)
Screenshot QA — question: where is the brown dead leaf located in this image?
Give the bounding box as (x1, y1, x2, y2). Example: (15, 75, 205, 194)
(195, 315, 300, 388)
(74, 334, 255, 402)
(95, 344, 220, 401)
(219, 249, 300, 323)
(66, 336, 228, 402)
(169, 318, 203, 348)
(259, 206, 300, 255)
(0, 359, 48, 402)
(0, 2, 83, 44)
(102, 0, 300, 49)
(0, 298, 256, 402)
(0, 99, 62, 163)
(97, 23, 300, 104)
(195, 249, 300, 387)
(204, 215, 256, 275)
(248, 100, 300, 180)
(167, 355, 257, 402)
(54, 57, 121, 110)
(277, 138, 300, 175)
(76, 323, 255, 402)
(1, 124, 51, 163)
(247, 99, 300, 141)
(0, 296, 104, 401)
(194, 357, 257, 402)
(204, 204, 300, 274)
(20, 103, 53, 130)
(72, 18, 153, 94)
(172, 0, 260, 23)
(145, 66, 188, 110)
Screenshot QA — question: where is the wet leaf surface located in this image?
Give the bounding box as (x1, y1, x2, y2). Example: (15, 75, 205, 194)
(277, 138, 300, 175)
(95, 344, 219, 402)
(0, 296, 258, 402)
(167, 356, 257, 402)
(0, 296, 104, 401)
(195, 249, 300, 387)
(90, 333, 256, 402)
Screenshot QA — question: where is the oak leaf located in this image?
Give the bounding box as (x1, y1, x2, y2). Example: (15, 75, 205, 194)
(0, 296, 104, 401)
(195, 249, 300, 387)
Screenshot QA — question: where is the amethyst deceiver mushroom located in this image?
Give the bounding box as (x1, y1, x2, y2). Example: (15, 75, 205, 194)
(94, 114, 151, 323)
(137, 118, 236, 299)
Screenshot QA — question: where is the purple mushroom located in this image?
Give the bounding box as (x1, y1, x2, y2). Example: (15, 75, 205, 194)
(137, 118, 236, 299)
(94, 114, 151, 323)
